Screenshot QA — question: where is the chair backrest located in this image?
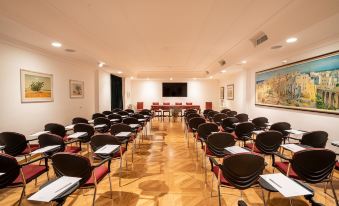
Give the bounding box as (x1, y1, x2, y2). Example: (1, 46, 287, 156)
(137, 102, 144, 110)
(221, 153, 265, 189)
(255, 131, 283, 154)
(207, 132, 236, 157)
(175, 102, 182, 105)
(139, 109, 152, 116)
(152, 102, 159, 105)
(131, 113, 144, 120)
(102, 111, 112, 115)
(73, 123, 95, 143)
(207, 111, 219, 121)
(45, 123, 66, 137)
(205, 102, 212, 110)
(220, 109, 231, 114)
(52, 153, 92, 186)
(117, 111, 129, 116)
(235, 113, 249, 122)
(110, 123, 133, 136)
(186, 113, 200, 124)
(186, 102, 193, 105)
(184, 109, 197, 117)
(188, 117, 206, 131)
(291, 149, 336, 183)
(107, 114, 122, 122)
(38, 133, 65, 154)
(93, 117, 111, 133)
(92, 113, 105, 119)
(203, 109, 213, 116)
(270, 122, 291, 137)
(112, 108, 122, 113)
(197, 123, 219, 140)
(213, 113, 228, 124)
(226, 110, 237, 117)
(125, 109, 134, 114)
(0, 153, 20, 189)
(251, 117, 268, 130)
(122, 117, 139, 125)
(235, 122, 255, 140)
(90, 135, 121, 158)
(163, 102, 170, 105)
(0, 132, 27, 156)
(300, 131, 328, 148)
(72, 117, 89, 124)
(221, 117, 239, 132)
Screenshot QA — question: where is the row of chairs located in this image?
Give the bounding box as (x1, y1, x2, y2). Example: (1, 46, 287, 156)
(184, 108, 338, 206)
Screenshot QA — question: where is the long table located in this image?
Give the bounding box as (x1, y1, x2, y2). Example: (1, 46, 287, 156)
(151, 105, 201, 112)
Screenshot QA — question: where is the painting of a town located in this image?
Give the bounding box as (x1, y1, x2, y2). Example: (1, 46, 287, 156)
(256, 52, 339, 114)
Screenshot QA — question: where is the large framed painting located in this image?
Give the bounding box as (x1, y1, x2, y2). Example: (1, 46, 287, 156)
(227, 84, 234, 100)
(20, 69, 53, 102)
(69, 80, 84, 98)
(255, 51, 339, 114)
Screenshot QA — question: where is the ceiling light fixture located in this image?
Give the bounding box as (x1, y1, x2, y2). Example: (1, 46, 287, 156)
(117, 71, 122, 74)
(51, 42, 62, 48)
(209, 76, 213, 79)
(147, 78, 150, 80)
(98, 62, 105, 68)
(241, 60, 247, 64)
(170, 77, 173, 80)
(286, 37, 298, 43)
(221, 70, 226, 73)
(130, 76, 134, 79)
(193, 78, 197, 80)
(282, 60, 288, 64)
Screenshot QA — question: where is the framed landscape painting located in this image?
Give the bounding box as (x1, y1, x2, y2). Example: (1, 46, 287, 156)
(227, 84, 234, 100)
(69, 80, 84, 98)
(255, 51, 339, 114)
(21, 69, 53, 102)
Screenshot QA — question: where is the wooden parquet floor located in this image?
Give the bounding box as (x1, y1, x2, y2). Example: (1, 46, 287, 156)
(1, 119, 338, 206)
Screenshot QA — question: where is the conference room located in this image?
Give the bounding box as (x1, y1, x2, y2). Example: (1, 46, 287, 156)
(0, 0, 338, 206)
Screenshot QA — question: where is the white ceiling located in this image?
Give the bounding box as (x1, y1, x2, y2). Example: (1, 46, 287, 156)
(0, 0, 339, 78)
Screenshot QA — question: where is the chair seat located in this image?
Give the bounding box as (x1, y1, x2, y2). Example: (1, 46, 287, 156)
(202, 145, 214, 156)
(245, 143, 261, 153)
(22, 144, 40, 155)
(274, 162, 299, 179)
(113, 147, 126, 158)
(65, 146, 81, 153)
(335, 162, 339, 170)
(12, 165, 47, 185)
(212, 166, 230, 186)
(83, 165, 109, 186)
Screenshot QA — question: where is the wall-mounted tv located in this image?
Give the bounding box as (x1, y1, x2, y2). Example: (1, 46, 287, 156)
(162, 82, 187, 97)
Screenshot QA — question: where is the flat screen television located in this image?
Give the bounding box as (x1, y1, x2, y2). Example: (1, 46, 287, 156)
(162, 83, 187, 97)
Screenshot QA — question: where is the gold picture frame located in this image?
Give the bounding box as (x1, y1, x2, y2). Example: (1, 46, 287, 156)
(69, 80, 84, 98)
(227, 84, 234, 100)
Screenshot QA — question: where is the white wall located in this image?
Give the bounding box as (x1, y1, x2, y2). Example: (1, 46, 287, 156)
(220, 42, 339, 150)
(97, 69, 111, 112)
(0, 40, 96, 136)
(130, 79, 220, 110)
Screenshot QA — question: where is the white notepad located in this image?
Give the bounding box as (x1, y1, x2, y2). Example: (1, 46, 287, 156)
(285, 129, 306, 135)
(95, 145, 120, 154)
(252, 130, 265, 135)
(94, 124, 106, 129)
(121, 115, 128, 118)
(281, 144, 305, 153)
(0, 173, 4, 176)
(28, 176, 81, 202)
(332, 141, 339, 147)
(65, 124, 75, 131)
(31, 145, 60, 154)
(225, 146, 249, 154)
(138, 119, 146, 122)
(88, 120, 94, 124)
(129, 124, 140, 128)
(116, 132, 132, 137)
(110, 119, 120, 122)
(68, 132, 87, 139)
(143, 115, 150, 118)
(260, 173, 312, 197)
(29, 131, 50, 137)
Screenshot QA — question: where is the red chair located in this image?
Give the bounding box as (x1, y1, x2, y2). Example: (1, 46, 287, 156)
(162, 102, 171, 121)
(205, 102, 212, 110)
(175, 102, 183, 118)
(186, 102, 193, 105)
(0, 153, 49, 205)
(152, 102, 161, 120)
(136, 102, 144, 111)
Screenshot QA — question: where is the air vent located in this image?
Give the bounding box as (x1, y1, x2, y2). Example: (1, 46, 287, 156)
(218, 59, 226, 66)
(65, 48, 76, 53)
(250, 31, 268, 47)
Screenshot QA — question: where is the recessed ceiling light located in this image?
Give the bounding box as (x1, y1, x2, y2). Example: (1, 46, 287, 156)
(193, 78, 197, 80)
(221, 70, 226, 73)
(241, 60, 247, 64)
(271, 45, 282, 50)
(170, 77, 173, 80)
(282, 60, 288, 64)
(51, 42, 62, 48)
(286, 37, 298, 43)
(130, 76, 134, 79)
(209, 76, 213, 79)
(98, 62, 105, 68)
(117, 71, 122, 74)
(147, 78, 150, 80)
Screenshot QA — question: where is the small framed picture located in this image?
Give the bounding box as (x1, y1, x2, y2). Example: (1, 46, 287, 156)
(227, 84, 234, 100)
(69, 80, 84, 98)
(220, 87, 224, 99)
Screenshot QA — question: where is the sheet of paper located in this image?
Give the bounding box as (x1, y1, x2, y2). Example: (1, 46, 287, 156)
(0, 172, 4, 176)
(121, 115, 128, 118)
(143, 115, 150, 118)
(138, 119, 146, 122)
(260, 173, 312, 197)
(332, 141, 339, 147)
(116, 132, 132, 137)
(88, 120, 94, 124)
(281, 144, 305, 153)
(252, 130, 264, 135)
(129, 124, 140, 128)
(0, 145, 5, 150)
(110, 119, 120, 122)
(94, 124, 106, 129)
(65, 124, 74, 130)
(28, 176, 81, 202)
(285, 129, 306, 135)
(225, 146, 249, 154)
(29, 131, 50, 137)
(31, 145, 60, 154)
(95, 144, 120, 154)
(68, 132, 87, 139)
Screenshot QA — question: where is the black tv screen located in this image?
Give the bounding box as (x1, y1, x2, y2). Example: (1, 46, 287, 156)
(162, 83, 187, 97)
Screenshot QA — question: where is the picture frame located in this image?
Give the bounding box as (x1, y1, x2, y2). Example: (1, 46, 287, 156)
(227, 84, 234, 100)
(20, 69, 53, 103)
(220, 87, 224, 99)
(69, 80, 84, 98)
(255, 50, 339, 115)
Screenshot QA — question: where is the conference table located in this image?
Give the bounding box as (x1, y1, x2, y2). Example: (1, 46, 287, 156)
(151, 105, 201, 113)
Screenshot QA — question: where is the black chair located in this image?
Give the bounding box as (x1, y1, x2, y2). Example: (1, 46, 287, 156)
(213, 113, 228, 125)
(269, 122, 291, 143)
(234, 122, 255, 146)
(107, 113, 123, 124)
(197, 123, 219, 141)
(45, 123, 67, 140)
(93, 117, 111, 133)
(251, 117, 268, 130)
(203, 109, 214, 118)
(38, 133, 81, 154)
(207, 111, 219, 122)
(90, 134, 126, 186)
(188, 117, 206, 149)
(299, 131, 328, 148)
(274, 149, 338, 204)
(245, 131, 283, 166)
(0, 153, 49, 205)
(220, 109, 231, 114)
(124, 109, 134, 114)
(185, 113, 201, 139)
(117, 111, 129, 117)
(92, 113, 105, 119)
(123, 117, 142, 136)
(51, 153, 112, 206)
(72, 117, 89, 124)
(235, 113, 249, 122)
(211, 153, 265, 206)
(110, 123, 135, 162)
(0, 132, 40, 161)
(102, 111, 113, 116)
(112, 108, 122, 113)
(221, 117, 239, 133)
(74, 123, 95, 150)
(226, 110, 237, 117)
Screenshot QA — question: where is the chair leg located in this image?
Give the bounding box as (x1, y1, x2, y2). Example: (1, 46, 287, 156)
(217, 184, 222, 206)
(108, 174, 113, 199)
(92, 186, 97, 206)
(18, 186, 25, 206)
(204, 154, 207, 183)
(119, 157, 122, 187)
(261, 189, 266, 206)
(330, 181, 339, 206)
(210, 174, 214, 197)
